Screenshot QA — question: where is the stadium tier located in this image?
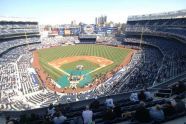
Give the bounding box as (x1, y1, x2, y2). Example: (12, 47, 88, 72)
(0, 11, 186, 124)
(126, 9, 186, 43)
(0, 17, 40, 40)
(124, 10, 186, 89)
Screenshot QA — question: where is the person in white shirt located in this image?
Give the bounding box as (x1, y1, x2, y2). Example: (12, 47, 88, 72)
(130, 92, 139, 102)
(105, 96, 115, 108)
(47, 103, 55, 117)
(82, 105, 93, 124)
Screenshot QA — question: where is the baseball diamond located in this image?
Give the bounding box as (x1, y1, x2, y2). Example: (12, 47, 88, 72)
(33, 44, 133, 92)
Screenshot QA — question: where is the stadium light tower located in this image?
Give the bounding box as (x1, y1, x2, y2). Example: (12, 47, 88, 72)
(140, 27, 143, 48)
(140, 27, 145, 63)
(24, 28, 30, 55)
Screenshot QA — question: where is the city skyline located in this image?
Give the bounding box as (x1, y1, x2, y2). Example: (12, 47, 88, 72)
(0, 0, 186, 25)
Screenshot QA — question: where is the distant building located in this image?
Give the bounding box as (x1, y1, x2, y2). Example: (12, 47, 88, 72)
(71, 20, 76, 26)
(95, 17, 98, 25)
(95, 15, 107, 26)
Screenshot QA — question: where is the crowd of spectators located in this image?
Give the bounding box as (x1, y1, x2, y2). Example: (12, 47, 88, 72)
(40, 36, 79, 48)
(126, 17, 186, 39)
(124, 36, 186, 86)
(4, 85, 185, 124)
(96, 36, 117, 45)
(0, 37, 40, 57)
(0, 22, 39, 36)
(107, 44, 163, 94)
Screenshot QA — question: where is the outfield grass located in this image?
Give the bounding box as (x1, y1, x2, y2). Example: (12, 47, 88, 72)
(38, 44, 131, 81)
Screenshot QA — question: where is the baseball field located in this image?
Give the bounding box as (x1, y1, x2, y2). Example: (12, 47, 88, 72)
(37, 44, 132, 88)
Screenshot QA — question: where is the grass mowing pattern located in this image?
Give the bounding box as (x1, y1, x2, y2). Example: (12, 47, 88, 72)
(60, 60, 100, 71)
(38, 44, 131, 81)
(39, 59, 62, 80)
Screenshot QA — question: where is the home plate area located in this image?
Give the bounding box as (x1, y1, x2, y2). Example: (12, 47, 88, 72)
(48, 56, 113, 89)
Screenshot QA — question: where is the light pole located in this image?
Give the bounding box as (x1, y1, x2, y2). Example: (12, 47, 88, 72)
(24, 28, 29, 55)
(140, 27, 145, 63)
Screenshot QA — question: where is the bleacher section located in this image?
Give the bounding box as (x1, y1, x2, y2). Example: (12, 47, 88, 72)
(0, 18, 40, 39)
(126, 9, 186, 43)
(0, 19, 43, 111)
(1, 85, 185, 124)
(125, 10, 186, 89)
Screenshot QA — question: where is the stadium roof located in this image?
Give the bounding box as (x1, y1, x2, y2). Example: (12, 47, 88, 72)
(127, 9, 186, 21)
(0, 16, 37, 22)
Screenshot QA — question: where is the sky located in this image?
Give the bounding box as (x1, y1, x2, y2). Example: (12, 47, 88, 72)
(0, 0, 186, 25)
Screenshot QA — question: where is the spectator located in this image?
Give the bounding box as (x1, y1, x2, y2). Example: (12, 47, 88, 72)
(174, 98, 186, 113)
(6, 116, 13, 124)
(28, 113, 40, 124)
(134, 101, 151, 123)
(70, 116, 83, 124)
(55, 103, 63, 112)
(103, 108, 115, 124)
(90, 97, 100, 110)
(149, 104, 165, 122)
(144, 88, 153, 101)
(47, 104, 55, 117)
(105, 96, 115, 108)
(114, 105, 122, 117)
(82, 105, 93, 124)
(6, 116, 19, 124)
(6, 116, 10, 124)
(129, 92, 139, 103)
(162, 101, 176, 117)
(138, 90, 147, 101)
(53, 111, 67, 124)
(172, 81, 186, 95)
(63, 103, 71, 114)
